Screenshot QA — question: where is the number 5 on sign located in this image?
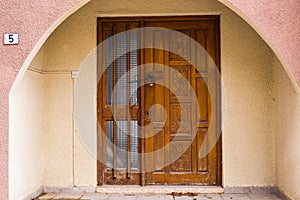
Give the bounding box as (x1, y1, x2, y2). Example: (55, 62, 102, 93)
(3, 33, 19, 45)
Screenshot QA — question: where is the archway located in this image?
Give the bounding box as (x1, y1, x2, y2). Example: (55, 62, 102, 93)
(5, 0, 300, 200)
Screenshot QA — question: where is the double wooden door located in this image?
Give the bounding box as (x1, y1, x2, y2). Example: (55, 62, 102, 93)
(97, 16, 221, 186)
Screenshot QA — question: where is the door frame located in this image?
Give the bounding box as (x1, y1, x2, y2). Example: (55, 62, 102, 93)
(97, 15, 222, 186)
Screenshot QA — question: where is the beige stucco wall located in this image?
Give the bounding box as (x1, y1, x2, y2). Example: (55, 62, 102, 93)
(10, 0, 291, 197)
(273, 57, 300, 200)
(73, 52, 97, 186)
(42, 74, 74, 186)
(9, 54, 44, 199)
(221, 15, 275, 186)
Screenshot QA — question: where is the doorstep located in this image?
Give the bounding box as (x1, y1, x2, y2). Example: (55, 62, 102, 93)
(96, 185, 224, 194)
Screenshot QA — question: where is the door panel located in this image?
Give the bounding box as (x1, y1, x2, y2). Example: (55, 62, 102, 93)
(98, 24, 141, 185)
(143, 24, 217, 185)
(97, 16, 221, 186)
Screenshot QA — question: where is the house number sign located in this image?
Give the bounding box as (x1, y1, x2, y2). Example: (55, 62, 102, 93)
(3, 33, 19, 45)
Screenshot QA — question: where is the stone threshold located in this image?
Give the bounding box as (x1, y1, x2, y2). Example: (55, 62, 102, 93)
(96, 185, 224, 194)
(22, 186, 292, 200)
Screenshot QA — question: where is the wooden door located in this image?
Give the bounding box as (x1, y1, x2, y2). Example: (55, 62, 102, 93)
(97, 16, 221, 186)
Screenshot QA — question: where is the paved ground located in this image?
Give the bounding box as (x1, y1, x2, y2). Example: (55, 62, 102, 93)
(38, 193, 284, 200)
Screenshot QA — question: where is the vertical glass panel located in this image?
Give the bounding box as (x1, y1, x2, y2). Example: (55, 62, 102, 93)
(116, 120, 128, 168)
(106, 33, 138, 106)
(106, 34, 113, 105)
(130, 33, 138, 105)
(130, 120, 139, 169)
(106, 120, 113, 168)
(116, 33, 127, 105)
(106, 120, 139, 170)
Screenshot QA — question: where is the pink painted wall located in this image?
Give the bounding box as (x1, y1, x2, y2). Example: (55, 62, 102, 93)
(0, 1, 82, 199)
(224, 0, 300, 87)
(0, 0, 299, 199)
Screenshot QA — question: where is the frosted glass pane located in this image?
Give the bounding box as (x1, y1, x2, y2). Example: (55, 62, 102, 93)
(116, 120, 128, 168)
(106, 120, 113, 168)
(130, 120, 139, 169)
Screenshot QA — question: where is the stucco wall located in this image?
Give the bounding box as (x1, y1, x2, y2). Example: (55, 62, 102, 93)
(9, 55, 44, 199)
(73, 52, 97, 186)
(38, 0, 276, 187)
(221, 10, 275, 186)
(42, 74, 74, 186)
(273, 57, 300, 200)
(220, 0, 300, 89)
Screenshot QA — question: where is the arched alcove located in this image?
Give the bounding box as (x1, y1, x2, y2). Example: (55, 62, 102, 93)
(8, 0, 300, 199)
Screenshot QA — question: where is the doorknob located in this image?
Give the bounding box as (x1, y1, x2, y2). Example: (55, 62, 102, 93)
(146, 73, 155, 87)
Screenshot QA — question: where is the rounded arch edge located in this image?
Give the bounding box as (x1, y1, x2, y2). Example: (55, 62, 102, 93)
(9, 0, 92, 95)
(10, 0, 300, 95)
(218, 0, 300, 94)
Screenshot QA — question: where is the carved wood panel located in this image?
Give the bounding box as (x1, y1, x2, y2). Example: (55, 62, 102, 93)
(170, 103, 191, 136)
(170, 141, 192, 172)
(170, 66, 191, 97)
(169, 30, 191, 61)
